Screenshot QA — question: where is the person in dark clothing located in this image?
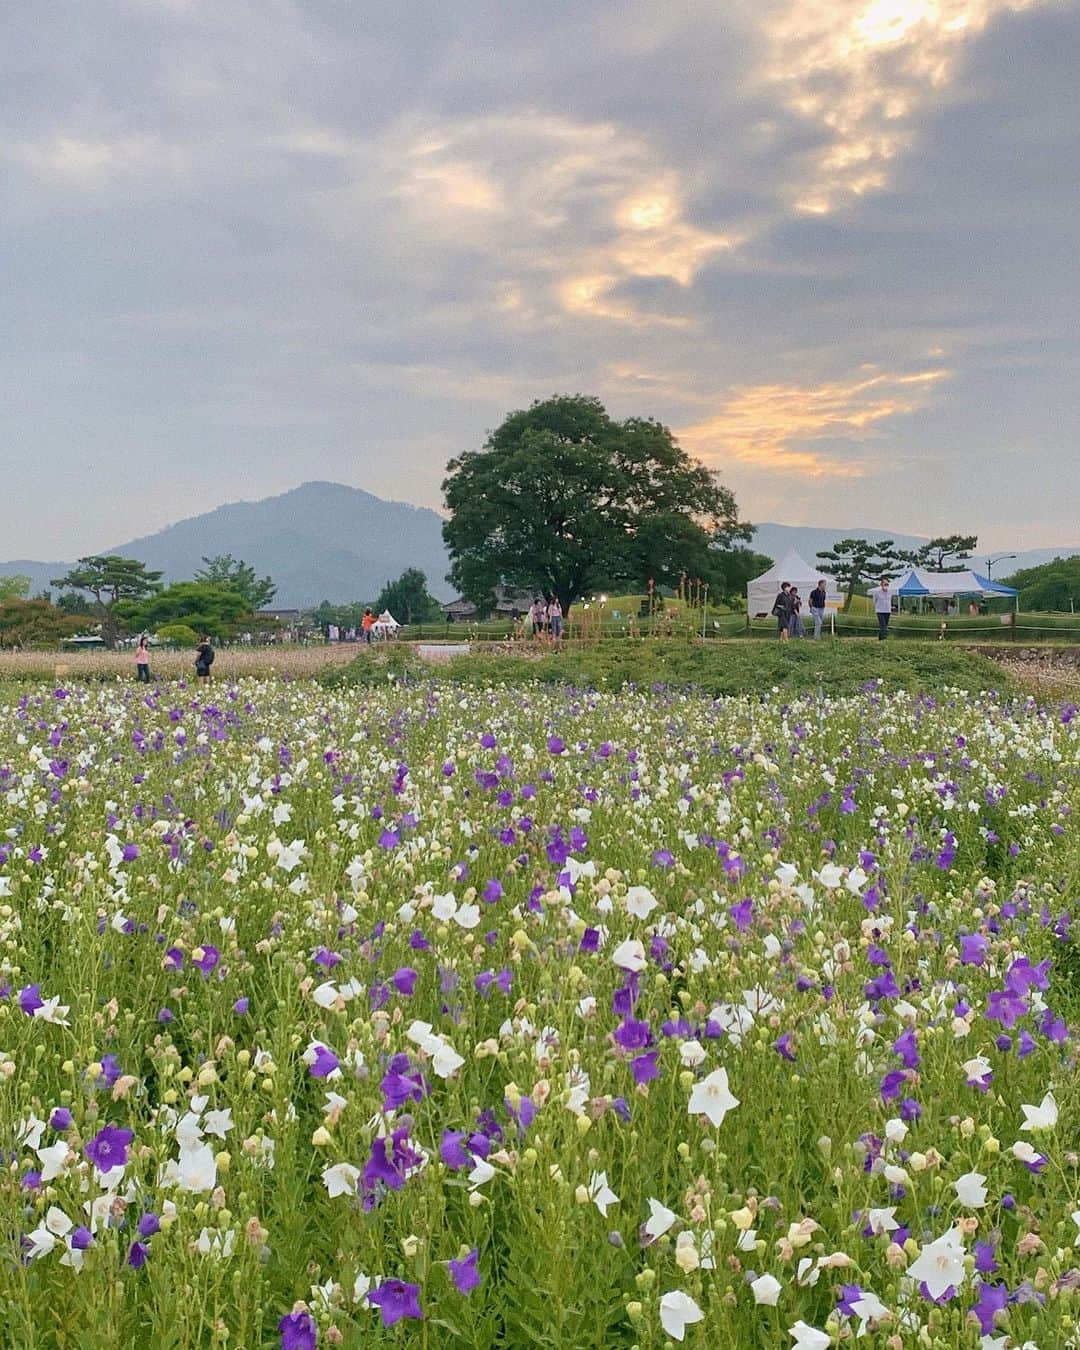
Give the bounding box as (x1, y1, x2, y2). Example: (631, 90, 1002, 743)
(772, 582, 792, 640)
(195, 635, 215, 682)
(808, 580, 828, 640)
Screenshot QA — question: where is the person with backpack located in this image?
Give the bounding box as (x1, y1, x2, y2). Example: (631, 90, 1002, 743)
(195, 634, 215, 682)
(772, 582, 792, 640)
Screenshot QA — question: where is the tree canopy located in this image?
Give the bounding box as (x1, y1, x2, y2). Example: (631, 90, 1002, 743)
(373, 569, 442, 625)
(442, 394, 748, 615)
(817, 538, 905, 611)
(194, 555, 277, 611)
(120, 581, 254, 640)
(0, 574, 31, 603)
(1001, 556, 1080, 612)
(0, 598, 83, 648)
(900, 534, 978, 572)
(51, 555, 163, 647)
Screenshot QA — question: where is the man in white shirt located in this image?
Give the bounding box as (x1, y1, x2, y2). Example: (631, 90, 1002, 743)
(873, 578, 892, 641)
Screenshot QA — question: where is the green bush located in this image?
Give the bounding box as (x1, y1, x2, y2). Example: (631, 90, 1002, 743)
(323, 639, 1010, 697)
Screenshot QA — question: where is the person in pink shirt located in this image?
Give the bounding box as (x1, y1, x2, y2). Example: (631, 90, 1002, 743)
(134, 635, 151, 683)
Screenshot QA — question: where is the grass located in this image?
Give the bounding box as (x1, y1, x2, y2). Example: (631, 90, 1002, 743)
(323, 637, 1013, 697)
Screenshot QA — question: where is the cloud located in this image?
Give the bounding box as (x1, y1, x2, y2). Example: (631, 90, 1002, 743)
(678, 366, 950, 475)
(762, 0, 1044, 213)
(353, 111, 738, 326)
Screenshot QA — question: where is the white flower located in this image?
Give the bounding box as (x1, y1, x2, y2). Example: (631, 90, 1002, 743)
(353, 1271, 371, 1304)
(679, 1039, 706, 1068)
(1011, 1140, 1042, 1164)
(963, 1055, 992, 1088)
(1072, 1209, 1080, 1245)
(322, 1162, 361, 1198)
(850, 1290, 888, 1335)
(1019, 1091, 1058, 1131)
(467, 1155, 495, 1191)
(953, 1172, 988, 1208)
(453, 902, 481, 930)
(33, 996, 70, 1026)
(588, 1170, 619, 1217)
(751, 1272, 782, 1305)
(775, 862, 798, 886)
(625, 885, 658, 919)
(815, 863, 844, 889)
(644, 1198, 677, 1240)
(789, 1322, 831, 1349)
(688, 1067, 739, 1129)
(866, 1207, 899, 1237)
(737, 1228, 757, 1252)
(429, 1040, 465, 1079)
(175, 1141, 218, 1193)
(313, 981, 340, 1009)
(907, 1227, 966, 1300)
(845, 866, 868, 894)
(658, 1290, 704, 1342)
(611, 938, 646, 972)
(36, 1140, 71, 1183)
(431, 892, 457, 921)
(26, 1206, 73, 1261)
(203, 1108, 233, 1139)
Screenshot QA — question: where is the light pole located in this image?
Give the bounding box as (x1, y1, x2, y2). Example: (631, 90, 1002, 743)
(985, 554, 1015, 580)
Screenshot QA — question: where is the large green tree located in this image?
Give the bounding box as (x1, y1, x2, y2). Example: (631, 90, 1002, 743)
(0, 598, 83, 647)
(1001, 556, 1080, 612)
(194, 554, 277, 611)
(51, 555, 163, 647)
(706, 548, 773, 605)
(442, 395, 748, 616)
(373, 569, 442, 624)
(121, 581, 253, 640)
(816, 538, 905, 611)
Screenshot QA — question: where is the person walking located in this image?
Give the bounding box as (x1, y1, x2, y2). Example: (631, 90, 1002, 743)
(195, 634, 215, 682)
(809, 579, 827, 640)
(361, 608, 375, 644)
(788, 586, 805, 638)
(548, 597, 563, 640)
(134, 634, 151, 683)
(530, 598, 545, 639)
(772, 582, 792, 640)
(873, 578, 892, 641)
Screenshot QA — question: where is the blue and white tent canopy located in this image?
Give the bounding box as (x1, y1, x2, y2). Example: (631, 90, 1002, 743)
(874, 568, 1018, 598)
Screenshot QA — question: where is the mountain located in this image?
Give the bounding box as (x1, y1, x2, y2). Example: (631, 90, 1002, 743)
(0, 483, 453, 609)
(749, 524, 1080, 580)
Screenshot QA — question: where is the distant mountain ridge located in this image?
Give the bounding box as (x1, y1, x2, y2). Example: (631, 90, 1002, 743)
(2, 486, 1076, 606)
(1, 482, 453, 608)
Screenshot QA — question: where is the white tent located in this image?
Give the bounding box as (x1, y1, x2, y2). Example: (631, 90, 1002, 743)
(747, 550, 841, 618)
(371, 610, 401, 639)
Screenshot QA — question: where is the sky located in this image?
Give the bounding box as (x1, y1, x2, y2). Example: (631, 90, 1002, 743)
(3, 0, 1078, 559)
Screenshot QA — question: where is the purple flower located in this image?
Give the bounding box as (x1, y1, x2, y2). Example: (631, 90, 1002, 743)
(974, 1242, 999, 1275)
(614, 1016, 652, 1051)
(971, 1281, 1009, 1335)
(368, 1279, 423, 1327)
(546, 736, 565, 755)
(122, 843, 140, 863)
(440, 1130, 471, 1171)
(630, 1051, 660, 1085)
(449, 1249, 481, 1295)
(279, 1309, 317, 1350)
(307, 1045, 340, 1079)
(70, 1226, 93, 1251)
(192, 945, 220, 977)
(482, 879, 503, 903)
(391, 967, 418, 996)
(138, 1212, 160, 1239)
(959, 933, 989, 966)
(985, 989, 1028, 1029)
(879, 1070, 907, 1102)
(774, 1033, 796, 1062)
(127, 1240, 150, 1269)
(18, 984, 43, 1016)
(233, 997, 250, 1015)
(892, 1029, 920, 1069)
(651, 849, 674, 869)
(729, 899, 753, 932)
(49, 1107, 73, 1131)
(86, 1124, 134, 1174)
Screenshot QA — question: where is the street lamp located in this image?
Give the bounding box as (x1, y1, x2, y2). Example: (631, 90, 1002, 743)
(985, 554, 1016, 579)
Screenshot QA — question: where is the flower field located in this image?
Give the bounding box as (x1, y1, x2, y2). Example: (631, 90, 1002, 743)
(1, 675, 1078, 1348)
